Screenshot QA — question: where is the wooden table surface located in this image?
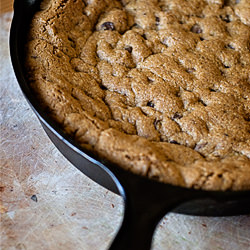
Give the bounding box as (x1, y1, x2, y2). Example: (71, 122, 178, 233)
(1, 9, 250, 250)
(0, 0, 13, 14)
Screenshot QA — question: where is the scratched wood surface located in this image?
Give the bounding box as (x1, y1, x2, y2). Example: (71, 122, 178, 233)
(0, 0, 13, 14)
(1, 12, 250, 250)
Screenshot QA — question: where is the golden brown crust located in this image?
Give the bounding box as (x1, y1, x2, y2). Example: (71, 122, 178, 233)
(26, 0, 250, 190)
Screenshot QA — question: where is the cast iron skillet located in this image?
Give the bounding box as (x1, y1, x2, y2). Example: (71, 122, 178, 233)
(10, 0, 250, 249)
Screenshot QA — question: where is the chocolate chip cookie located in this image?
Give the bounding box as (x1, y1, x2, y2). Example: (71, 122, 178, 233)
(26, 0, 250, 190)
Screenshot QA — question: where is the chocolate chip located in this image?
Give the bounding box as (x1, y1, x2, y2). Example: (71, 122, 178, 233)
(125, 46, 133, 53)
(142, 34, 147, 40)
(225, 44, 235, 50)
(155, 16, 160, 24)
(209, 88, 216, 92)
(200, 37, 205, 41)
(191, 24, 202, 34)
(220, 14, 231, 23)
(199, 99, 207, 106)
(100, 85, 107, 90)
(31, 194, 38, 202)
(172, 112, 183, 119)
(147, 101, 154, 108)
(125, 154, 131, 160)
(244, 114, 250, 121)
(224, 64, 230, 68)
(101, 22, 115, 31)
(223, 0, 231, 6)
(170, 140, 180, 145)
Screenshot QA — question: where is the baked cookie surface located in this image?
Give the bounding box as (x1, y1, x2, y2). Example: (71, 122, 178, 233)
(26, 0, 250, 190)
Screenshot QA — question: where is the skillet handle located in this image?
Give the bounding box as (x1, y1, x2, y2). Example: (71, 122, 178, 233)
(109, 199, 160, 250)
(108, 169, 203, 250)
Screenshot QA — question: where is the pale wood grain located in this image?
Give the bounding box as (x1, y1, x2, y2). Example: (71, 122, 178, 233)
(0, 0, 13, 14)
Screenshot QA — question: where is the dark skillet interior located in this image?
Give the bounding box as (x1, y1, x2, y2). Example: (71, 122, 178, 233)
(9, 0, 250, 249)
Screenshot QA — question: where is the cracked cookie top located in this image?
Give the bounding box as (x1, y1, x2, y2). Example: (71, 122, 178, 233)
(26, 0, 250, 190)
